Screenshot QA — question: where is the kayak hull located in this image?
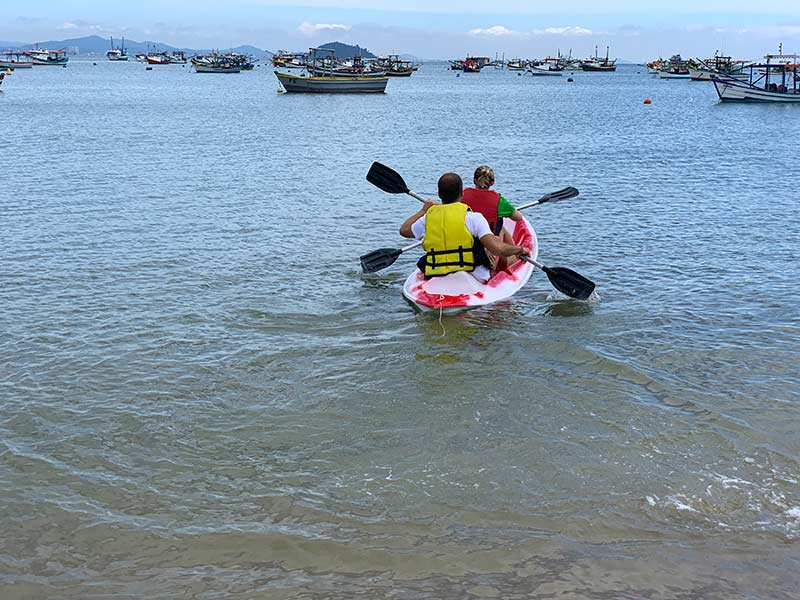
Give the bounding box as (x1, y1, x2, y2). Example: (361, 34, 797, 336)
(402, 217, 538, 313)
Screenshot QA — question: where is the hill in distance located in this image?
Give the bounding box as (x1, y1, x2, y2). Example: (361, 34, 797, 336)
(318, 41, 376, 59)
(0, 35, 272, 57)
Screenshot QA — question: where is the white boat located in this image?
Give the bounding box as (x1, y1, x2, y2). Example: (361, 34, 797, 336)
(106, 37, 128, 61)
(27, 48, 68, 66)
(402, 217, 537, 313)
(529, 66, 562, 76)
(711, 54, 800, 102)
(658, 69, 691, 79)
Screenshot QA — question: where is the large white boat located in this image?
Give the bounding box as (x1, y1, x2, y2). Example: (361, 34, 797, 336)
(27, 48, 68, 66)
(106, 37, 128, 61)
(712, 54, 800, 102)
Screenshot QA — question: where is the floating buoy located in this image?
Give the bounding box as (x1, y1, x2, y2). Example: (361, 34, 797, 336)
(5, 68, 11, 75)
(146, 66, 153, 71)
(93, 62, 97, 66)
(567, 77, 574, 82)
(644, 98, 652, 104)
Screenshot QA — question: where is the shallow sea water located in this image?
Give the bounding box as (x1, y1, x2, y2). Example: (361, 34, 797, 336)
(1, 60, 799, 599)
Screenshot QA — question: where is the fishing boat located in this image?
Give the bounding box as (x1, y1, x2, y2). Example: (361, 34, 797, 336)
(307, 54, 385, 78)
(689, 53, 748, 81)
(0, 51, 34, 69)
(657, 54, 691, 79)
(402, 217, 538, 313)
(27, 48, 68, 66)
(375, 55, 414, 77)
(449, 59, 464, 70)
(275, 48, 388, 93)
(146, 52, 171, 65)
(193, 59, 241, 73)
(529, 57, 563, 76)
(168, 51, 187, 64)
(507, 58, 527, 71)
(711, 53, 800, 102)
(106, 37, 128, 61)
(581, 46, 616, 71)
(273, 50, 306, 69)
(462, 59, 480, 73)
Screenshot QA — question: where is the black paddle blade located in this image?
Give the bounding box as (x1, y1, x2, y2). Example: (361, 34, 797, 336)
(543, 266, 596, 300)
(545, 186, 579, 202)
(366, 162, 409, 195)
(360, 247, 404, 273)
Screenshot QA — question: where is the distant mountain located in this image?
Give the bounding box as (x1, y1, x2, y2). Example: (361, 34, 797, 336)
(0, 35, 271, 57)
(0, 40, 29, 50)
(318, 41, 376, 59)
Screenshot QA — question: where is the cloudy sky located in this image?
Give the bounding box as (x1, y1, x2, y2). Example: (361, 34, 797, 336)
(3, 1, 800, 60)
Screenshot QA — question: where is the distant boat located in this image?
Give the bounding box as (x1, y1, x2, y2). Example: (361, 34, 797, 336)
(27, 48, 68, 66)
(168, 51, 187, 64)
(658, 54, 691, 79)
(0, 51, 34, 69)
(462, 59, 480, 73)
(273, 50, 306, 69)
(375, 55, 414, 77)
(712, 53, 800, 102)
(529, 56, 563, 76)
(146, 52, 171, 65)
(106, 37, 128, 61)
(688, 54, 748, 81)
(507, 58, 527, 70)
(581, 46, 616, 71)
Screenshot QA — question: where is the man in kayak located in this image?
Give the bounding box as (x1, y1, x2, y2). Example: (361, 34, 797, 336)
(399, 172, 529, 283)
(462, 165, 524, 270)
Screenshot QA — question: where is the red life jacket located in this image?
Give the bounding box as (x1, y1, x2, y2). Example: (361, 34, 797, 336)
(461, 188, 501, 234)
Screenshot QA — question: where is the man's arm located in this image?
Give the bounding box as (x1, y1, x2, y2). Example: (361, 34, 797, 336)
(479, 233, 529, 257)
(400, 199, 437, 238)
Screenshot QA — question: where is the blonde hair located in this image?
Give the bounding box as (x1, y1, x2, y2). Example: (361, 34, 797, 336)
(473, 165, 495, 190)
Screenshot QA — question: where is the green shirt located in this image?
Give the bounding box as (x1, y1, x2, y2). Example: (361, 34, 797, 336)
(498, 196, 517, 218)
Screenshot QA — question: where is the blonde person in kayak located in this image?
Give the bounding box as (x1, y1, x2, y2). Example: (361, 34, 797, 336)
(399, 172, 528, 283)
(462, 165, 524, 271)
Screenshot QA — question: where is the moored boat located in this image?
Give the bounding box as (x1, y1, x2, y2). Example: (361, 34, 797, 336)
(0, 51, 34, 69)
(106, 37, 128, 61)
(27, 48, 68, 66)
(580, 46, 616, 71)
(276, 47, 388, 93)
(711, 53, 800, 102)
(402, 217, 537, 313)
(276, 71, 388, 93)
(146, 52, 171, 65)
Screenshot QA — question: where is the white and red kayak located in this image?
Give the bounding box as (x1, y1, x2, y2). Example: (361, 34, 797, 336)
(402, 217, 538, 313)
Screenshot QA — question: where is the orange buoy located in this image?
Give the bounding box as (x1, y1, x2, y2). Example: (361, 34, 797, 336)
(644, 98, 652, 104)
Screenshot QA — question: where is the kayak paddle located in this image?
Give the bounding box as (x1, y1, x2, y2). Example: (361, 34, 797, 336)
(520, 256, 596, 300)
(366, 161, 427, 202)
(360, 240, 422, 274)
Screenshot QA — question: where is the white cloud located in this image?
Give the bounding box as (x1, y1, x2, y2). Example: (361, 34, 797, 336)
(58, 22, 79, 30)
(297, 22, 352, 36)
(469, 25, 516, 36)
(537, 26, 593, 36)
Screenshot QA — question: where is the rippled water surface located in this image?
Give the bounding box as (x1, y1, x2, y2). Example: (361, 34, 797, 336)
(2, 60, 799, 599)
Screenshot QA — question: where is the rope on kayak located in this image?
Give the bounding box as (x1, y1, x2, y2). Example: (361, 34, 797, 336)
(437, 295, 446, 336)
